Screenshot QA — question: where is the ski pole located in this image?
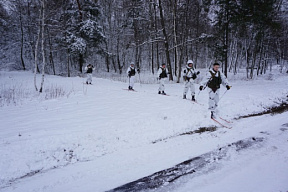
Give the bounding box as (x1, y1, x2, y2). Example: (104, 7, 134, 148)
(197, 89, 201, 97)
(219, 86, 232, 102)
(198, 83, 207, 96)
(138, 73, 142, 87)
(218, 89, 228, 103)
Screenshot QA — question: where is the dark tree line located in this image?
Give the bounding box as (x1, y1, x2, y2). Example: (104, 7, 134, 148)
(0, 0, 287, 80)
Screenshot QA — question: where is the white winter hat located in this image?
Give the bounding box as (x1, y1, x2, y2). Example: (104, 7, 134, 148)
(187, 60, 193, 64)
(130, 62, 135, 65)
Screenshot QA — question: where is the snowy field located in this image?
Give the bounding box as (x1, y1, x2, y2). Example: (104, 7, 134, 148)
(0, 70, 288, 192)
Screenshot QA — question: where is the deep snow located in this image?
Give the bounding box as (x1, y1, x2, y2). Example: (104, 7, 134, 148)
(0, 71, 287, 192)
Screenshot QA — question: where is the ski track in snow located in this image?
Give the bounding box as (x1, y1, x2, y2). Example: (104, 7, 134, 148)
(0, 71, 288, 192)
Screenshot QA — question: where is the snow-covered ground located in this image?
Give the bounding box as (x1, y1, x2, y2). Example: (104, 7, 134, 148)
(0, 71, 287, 192)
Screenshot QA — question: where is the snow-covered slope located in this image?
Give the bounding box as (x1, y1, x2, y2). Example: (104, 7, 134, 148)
(0, 71, 287, 192)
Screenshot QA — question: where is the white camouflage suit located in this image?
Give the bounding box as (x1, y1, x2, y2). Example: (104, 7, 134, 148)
(127, 65, 137, 89)
(84, 65, 94, 84)
(200, 69, 229, 114)
(157, 66, 169, 93)
(183, 64, 198, 98)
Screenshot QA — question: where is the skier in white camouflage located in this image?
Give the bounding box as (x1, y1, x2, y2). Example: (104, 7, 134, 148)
(157, 63, 169, 95)
(182, 60, 200, 101)
(127, 62, 139, 90)
(84, 64, 94, 84)
(199, 62, 231, 119)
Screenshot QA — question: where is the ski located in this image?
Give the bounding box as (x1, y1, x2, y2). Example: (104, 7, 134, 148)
(211, 118, 232, 129)
(123, 89, 137, 92)
(219, 117, 233, 124)
(158, 91, 169, 96)
(192, 100, 204, 106)
(184, 99, 204, 106)
(159, 93, 169, 96)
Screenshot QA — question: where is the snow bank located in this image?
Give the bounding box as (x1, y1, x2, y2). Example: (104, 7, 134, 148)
(0, 70, 287, 191)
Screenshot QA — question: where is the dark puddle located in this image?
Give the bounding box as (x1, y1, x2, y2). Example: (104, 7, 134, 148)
(152, 126, 217, 144)
(152, 102, 287, 144)
(235, 102, 288, 120)
(108, 137, 264, 192)
(179, 126, 217, 135)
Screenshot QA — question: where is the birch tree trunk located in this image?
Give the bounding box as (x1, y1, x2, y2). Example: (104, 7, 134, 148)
(154, 2, 160, 70)
(171, 0, 178, 77)
(34, 5, 42, 92)
(39, 0, 46, 93)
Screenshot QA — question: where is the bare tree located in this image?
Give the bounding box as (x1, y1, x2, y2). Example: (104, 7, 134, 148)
(158, 0, 173, 80)
(34, 4, 42, 91)
(1, 0, 287, 80)
(39, 0, 46, 93)
(18, 0, 26, 70)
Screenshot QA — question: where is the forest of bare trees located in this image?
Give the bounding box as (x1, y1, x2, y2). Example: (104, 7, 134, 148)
(0, 0, 288, 80)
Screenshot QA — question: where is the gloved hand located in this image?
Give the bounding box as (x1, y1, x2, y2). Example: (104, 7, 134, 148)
(197, 71, 200, 75)
(199, 86, 203, 91)
(192, 73, 197, 80)
(183, 70, 186, 73)
(183, 76, 187, 81)
(137, 69, 140, 73)
(226, 85, 231, 90)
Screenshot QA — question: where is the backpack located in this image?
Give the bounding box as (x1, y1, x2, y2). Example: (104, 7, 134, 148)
(129, 67, 136, 76)
(87, 67, 93, 73)
(159, 68, 168, 78)
(207, 71, 222, 90)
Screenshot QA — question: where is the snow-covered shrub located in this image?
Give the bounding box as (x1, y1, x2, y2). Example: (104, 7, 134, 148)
(0, 83, 31, 106)
(44, 84, 73, 100)
(266, 73, 274, 81)
(0, 82, 74, 106)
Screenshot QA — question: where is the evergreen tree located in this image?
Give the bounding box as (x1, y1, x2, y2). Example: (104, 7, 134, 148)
(61, 0, 105, 73)
(209, 0, 239, 77)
